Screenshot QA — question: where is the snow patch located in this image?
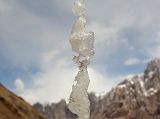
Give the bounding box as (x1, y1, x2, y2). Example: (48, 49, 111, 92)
(128, 78, 134, 85)
(95, 91, 107, 98)
(148, 71, 155, 79)
(118, 84, 126, 88)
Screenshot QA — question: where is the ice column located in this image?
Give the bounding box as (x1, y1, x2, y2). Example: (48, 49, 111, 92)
(68, 0, 95, 119)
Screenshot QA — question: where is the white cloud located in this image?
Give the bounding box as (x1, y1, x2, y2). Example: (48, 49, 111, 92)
(124, 58, 141, 66)
(15, 49, 122, 104)
(14, 78, 24, 94)
(21, 67, 77, 104)
(16, 64, 125, 105)
(87, 21, 130, 60)
(87, 22, 119, 44)
(88, 67, 116, 93)
(87, 0, 160, 62)
(147, 31, 160, 59)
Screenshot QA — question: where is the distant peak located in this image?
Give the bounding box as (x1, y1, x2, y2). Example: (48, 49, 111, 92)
(146, 58, 160, 70)
(144, 58, 160, 80)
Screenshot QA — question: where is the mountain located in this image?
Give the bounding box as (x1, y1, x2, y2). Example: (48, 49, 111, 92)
(34, 58, 160, 119)
(0, 83, 46, 119)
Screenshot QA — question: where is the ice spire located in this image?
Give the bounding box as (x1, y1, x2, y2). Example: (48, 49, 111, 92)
(68, 0, 95, 119)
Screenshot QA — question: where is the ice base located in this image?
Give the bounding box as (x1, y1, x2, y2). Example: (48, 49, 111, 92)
(68, 66, 90, 119)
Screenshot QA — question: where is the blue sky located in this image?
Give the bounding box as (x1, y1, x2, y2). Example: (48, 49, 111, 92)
(0, 0, 160, 104)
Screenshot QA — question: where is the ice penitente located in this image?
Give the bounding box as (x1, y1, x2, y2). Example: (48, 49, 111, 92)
(68, 0, 95, 119)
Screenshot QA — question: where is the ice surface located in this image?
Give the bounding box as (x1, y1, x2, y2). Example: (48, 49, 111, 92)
(68, 0, 94, 119)
(71, 16, 86, 34)
(68, 66, 90, 119)
(70, 0, 95, 62)
(72, 0, 85, 16)
(70, 31, 95, 60)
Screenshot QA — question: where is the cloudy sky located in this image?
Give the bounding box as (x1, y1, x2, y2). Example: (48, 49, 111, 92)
(0, 0, 160, 104)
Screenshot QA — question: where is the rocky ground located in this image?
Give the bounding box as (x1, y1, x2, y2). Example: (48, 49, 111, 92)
(0, 83, 46, 119)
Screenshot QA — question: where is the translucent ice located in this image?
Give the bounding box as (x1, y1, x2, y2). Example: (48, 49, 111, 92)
(68, 66, 90, 119)
(72, 0, 85, 16)
(70, 0, 95, 61)
(71, 16, 86, 34)
(70, 31, 95, 60)
(68, 0, 95, 119)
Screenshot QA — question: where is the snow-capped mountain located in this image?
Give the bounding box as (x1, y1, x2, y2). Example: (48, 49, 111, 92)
(34, 59, 160, 119)
(93, 58, 160, 119)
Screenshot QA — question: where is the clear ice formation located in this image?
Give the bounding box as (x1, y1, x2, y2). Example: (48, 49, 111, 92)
(68, 63, 90, 119)
(70, 0, 95, 62)
(72, 0, 85, 17)
(68, 0, 95, 119)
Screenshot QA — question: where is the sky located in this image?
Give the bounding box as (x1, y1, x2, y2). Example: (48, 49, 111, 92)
(0, 0, 160, 104)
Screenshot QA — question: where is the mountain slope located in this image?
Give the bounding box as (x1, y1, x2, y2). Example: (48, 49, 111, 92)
(93, 58, 160, 119)
(0, 83, 46, 119)
(34, 58, 160, 119)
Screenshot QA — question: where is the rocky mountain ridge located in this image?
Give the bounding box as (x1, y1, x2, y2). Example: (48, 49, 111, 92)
(34, 59, 160, 119)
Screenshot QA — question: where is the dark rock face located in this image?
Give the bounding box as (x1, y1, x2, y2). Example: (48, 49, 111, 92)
(34, 59, 160, 119)
(34, 100, 77, 119)
(0, 84, 46, 119)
